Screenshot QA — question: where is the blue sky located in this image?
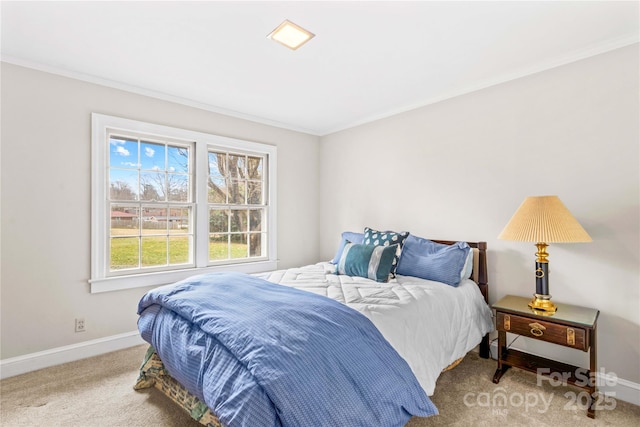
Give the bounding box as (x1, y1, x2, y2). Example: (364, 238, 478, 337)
(109, 136, 189, 200)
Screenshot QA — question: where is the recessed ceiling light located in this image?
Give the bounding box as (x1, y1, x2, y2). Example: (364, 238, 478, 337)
(267, 20, 315, 50)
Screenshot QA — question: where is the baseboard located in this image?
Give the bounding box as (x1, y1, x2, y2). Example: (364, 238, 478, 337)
(0, 331, 145, 380)
(489, 341, 640, 406)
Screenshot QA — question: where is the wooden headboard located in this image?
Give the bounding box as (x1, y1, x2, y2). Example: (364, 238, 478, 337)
(430, 239, 490, 359)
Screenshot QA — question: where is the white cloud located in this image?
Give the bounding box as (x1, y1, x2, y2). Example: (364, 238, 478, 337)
(115, 146, 130, 156)
(145, 147, 155, 157)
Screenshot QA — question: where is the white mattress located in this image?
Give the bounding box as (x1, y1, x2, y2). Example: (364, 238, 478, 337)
(257, 262, 494, 396)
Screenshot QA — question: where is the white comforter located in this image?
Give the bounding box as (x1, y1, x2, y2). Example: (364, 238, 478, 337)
(257, 262, 494, 396)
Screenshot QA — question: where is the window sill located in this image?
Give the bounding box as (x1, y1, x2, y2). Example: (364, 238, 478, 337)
(89, 260, 278, 293)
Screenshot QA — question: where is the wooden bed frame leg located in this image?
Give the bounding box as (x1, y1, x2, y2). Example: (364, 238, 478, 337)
(473, 241, 490, 360)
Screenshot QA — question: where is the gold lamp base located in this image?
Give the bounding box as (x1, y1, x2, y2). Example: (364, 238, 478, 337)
(528, 294, 557, 316)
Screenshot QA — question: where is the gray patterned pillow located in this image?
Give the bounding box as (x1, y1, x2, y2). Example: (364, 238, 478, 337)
(363, 227, 409, 277)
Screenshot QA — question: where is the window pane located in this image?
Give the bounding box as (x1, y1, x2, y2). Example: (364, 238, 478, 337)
(247, 156, 263, 180)
(209, 152, 226, 179)
(168, 146, 189, 173)
(231, 234, 248, 259)
(169, 236, 190, 265)
(169, 207, 190, 234)
(247, 181, 262, 205)
(249, 210, 262, 232)
(168, 174, 189, 202)
(249, 233, 263, 257)
(142, 206, 166, 233)
(228, 180, 246, 204)
(110, 169, 139, 201)
(230, 210, 248, 233)
(142, 236, 167, 267)
(111, 205, 139, 236)
(140, 172, 166, 201)
(110, 237, 139, 270)
(228, 154, 245, 178)
(209, 234, 229, 260)
(209, 209, 229, 233)
(140, 141, 166, 171)
(109, 137, 139, 169)
(208, 177, 227, 203)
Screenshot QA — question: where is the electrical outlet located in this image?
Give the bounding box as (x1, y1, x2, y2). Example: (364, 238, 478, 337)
(75, 318, 86, 333)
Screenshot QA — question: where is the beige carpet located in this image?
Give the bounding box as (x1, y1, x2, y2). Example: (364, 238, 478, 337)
(1, 344, 639, 426)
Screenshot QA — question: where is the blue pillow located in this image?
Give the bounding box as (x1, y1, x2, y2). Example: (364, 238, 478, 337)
(396, 235, 471, 287)
(336, 242, 398, 283)
(330, 231, 365, 264)
(362, 227, 409, 277)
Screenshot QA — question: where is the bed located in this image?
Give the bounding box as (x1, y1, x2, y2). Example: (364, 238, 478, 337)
(134, 232, 494, 427)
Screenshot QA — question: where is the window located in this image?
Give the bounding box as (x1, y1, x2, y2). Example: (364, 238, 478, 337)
(91, 114, 277, 293)
(207, 151, 267, 262)
(108, 134, 194, 273)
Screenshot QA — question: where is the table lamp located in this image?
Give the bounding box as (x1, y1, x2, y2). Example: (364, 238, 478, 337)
(498, 195, 592, 314)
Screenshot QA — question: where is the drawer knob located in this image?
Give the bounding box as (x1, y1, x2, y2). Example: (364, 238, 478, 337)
(529, 322, 546, 337)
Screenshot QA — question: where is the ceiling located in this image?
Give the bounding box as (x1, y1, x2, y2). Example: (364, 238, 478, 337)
(2, 1, 638, 136)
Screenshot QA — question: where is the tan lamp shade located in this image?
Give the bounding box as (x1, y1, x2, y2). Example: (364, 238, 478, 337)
(498, 196, 592, 243)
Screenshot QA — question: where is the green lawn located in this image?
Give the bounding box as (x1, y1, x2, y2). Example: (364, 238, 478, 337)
(110, 230, 248, 270)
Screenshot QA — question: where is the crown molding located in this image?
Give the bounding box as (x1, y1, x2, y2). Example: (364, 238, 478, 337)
(322, 35, 640, 135)
(3, 34, 638, 137)
(0, 55, 322, 136)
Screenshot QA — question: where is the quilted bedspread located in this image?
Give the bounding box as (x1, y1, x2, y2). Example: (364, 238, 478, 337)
(137, 271, 438, 427)
(257, 262, 495, 396)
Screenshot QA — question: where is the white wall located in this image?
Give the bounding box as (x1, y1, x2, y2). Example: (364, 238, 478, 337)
(1, 44, 638, 395)
(319, 45, 639, 385)
(0, 63, 320, 359)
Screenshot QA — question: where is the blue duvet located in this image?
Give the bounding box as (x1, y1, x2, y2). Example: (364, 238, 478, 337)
(137, 272, 437, 426)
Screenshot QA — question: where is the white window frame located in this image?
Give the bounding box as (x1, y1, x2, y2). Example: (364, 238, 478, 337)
(90, 113, 277, 293)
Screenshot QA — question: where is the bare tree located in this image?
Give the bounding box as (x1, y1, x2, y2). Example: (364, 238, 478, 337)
(110, 180, 136, 201)
(140, 181, 161, 201)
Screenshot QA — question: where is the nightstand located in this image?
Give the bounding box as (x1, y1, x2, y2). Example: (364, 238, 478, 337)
(492, 295, 599, 418)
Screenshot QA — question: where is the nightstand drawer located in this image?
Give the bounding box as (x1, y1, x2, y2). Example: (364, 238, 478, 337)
(496, 312, 588, 350)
